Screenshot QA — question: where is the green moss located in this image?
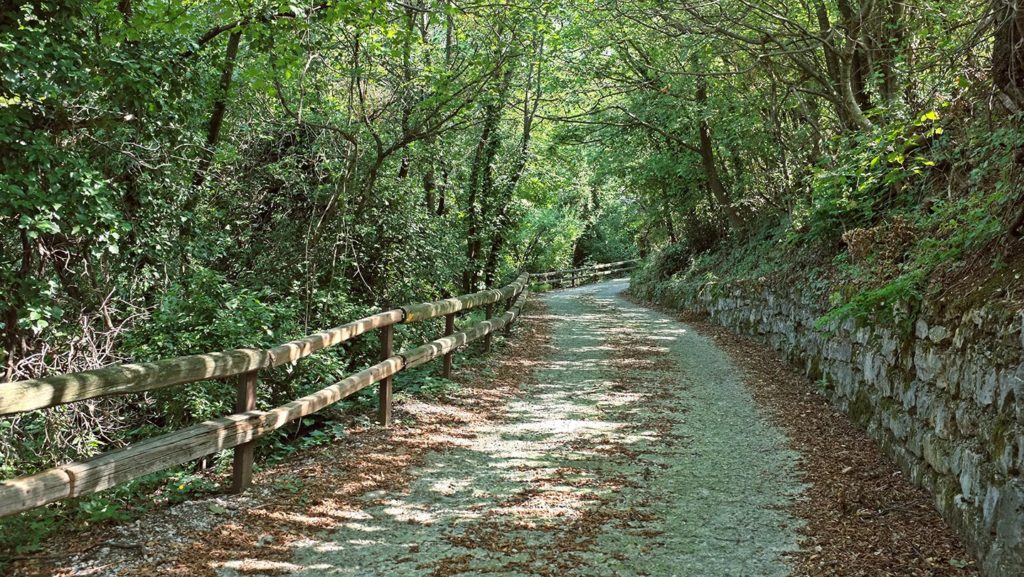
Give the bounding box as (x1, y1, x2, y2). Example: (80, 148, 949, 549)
(848, 387, 876, 427)
(806, 356, 822, 381)
(988, 415, 1014, 459)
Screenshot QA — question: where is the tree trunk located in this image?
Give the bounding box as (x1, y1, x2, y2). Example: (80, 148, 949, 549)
(463, 68, 513, 292)
(993, 0, 1024, 106)
(482, 36, 542, 288)
(879, 0, 906, 103)
(193, 30, 242, 188)
(437, 168, 449, 216)
(814, 0, 872, 131)
(696, 80, 744, 230)
(423, 164, 436, 213)
(664, 207, 678, 244)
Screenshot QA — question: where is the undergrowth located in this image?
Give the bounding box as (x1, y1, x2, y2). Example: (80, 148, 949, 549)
(633, 108, 1024, 328)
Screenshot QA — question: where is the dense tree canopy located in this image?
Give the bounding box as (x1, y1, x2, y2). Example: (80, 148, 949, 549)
(2, 0, 1023, 543)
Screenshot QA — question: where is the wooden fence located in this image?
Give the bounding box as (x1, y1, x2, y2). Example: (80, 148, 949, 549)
(0, 261, 636, 518)
(530, 259, 638, 288)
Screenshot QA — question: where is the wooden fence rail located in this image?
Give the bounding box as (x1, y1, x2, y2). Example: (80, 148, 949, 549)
(0, 260, 634, 518)
(530, 259, 638, 288)
(0, 274, 529, 517)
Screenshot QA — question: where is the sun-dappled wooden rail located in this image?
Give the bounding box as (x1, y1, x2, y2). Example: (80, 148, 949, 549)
(0, 263, 634, 518)
(530, 259, 638, 287)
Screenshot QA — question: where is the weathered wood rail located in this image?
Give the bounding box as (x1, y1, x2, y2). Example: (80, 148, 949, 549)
(0, 261, 635, 518)
(0, 274, 533, 517)
(530, 259, 638, 288)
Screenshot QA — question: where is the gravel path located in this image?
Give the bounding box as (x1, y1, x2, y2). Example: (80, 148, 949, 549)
(217, 279, 805, 576)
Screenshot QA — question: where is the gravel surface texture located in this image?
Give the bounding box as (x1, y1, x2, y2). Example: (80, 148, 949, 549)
(212, 278, 804, 576)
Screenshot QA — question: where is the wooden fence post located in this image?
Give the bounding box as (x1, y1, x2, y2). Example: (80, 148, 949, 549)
(442, 313, 455, 378)
(483, 303, 494, 353)
(378, 325, 393, 426)
(571, 269, 576, 287)
(231, 369, 258, 493)
(503, 296, 515, 335)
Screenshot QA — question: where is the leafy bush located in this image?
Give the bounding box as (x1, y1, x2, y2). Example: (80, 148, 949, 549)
(795, 111, 945, 244)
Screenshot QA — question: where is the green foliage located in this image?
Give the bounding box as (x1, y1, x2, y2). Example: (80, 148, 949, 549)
(817, 270, 926, 332)
(79, 498, 130, 524)
(4, 0, 1023, 557)
(0, 506, 65, 556)
(396, 369, 460, 400)
(795, 111, 946, 244)
(815, 378, 832, 396)
(163, 470, 219, 504)
(296, 421, 348, 450)
(640, 243, 694, 283)
(0, 465, 216, 558)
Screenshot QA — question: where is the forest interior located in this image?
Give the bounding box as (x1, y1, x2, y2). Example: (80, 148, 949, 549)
(2, 0, 1024, 575)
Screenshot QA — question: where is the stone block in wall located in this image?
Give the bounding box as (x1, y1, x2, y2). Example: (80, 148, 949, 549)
(903, 379, 918, 412)
(854, 326, 871, 345)
(941, 357, 962, 396)
(934, 401, 956, 440)
(954, 326, 968, 350)
(918, 385, 938, 423)
(863, 350, 880, 386)
(953, 446, 984, 504)
(930, 325, 951, 344)
(831, 361, 856, 394)
(957, 403, 980, 437)
(903, 343, 917, 372)
(923, 432, 952, 475)
(883, 403, 912, 440)
(877, 363, 893, 397)
(779, 319, 796, 341)
(979, 371, 999, 408)
(916, 341, 944, 383)
(983, 483, 1000, 533)
(1017, 435, 1024, 474)
(981, 479, 1024, 575)
(998, 365, 1022, 420)
(880, 329, 900, 364)
(960, 362, 982, 406)
(995, 435, 1017, 478)
(842, 318, 856, 333)
(826, 338, 853, 362)
(907, 427, 924, 458)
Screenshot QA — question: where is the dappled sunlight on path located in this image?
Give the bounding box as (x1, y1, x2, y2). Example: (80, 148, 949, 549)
(215, 278, 804, 577)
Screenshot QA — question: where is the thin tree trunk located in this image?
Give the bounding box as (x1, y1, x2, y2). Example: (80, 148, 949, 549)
(463, 68, 513, 292)
(665, 207, 678, 244)
(482, 33, 543, 287)
(993, 0, 1024, 106)
(696, 80, 744, 230)
(193, 30, 242, 188)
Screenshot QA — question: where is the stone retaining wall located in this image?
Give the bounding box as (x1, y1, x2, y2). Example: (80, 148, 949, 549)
(688, 284, 1023, 575)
